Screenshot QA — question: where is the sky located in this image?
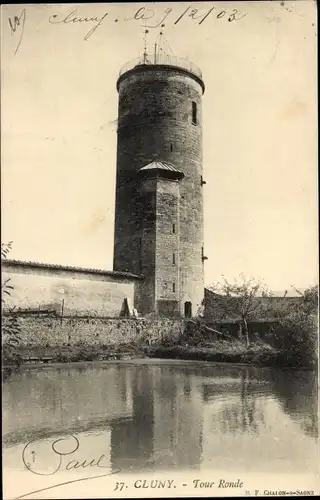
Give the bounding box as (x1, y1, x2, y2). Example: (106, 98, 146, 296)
(1, 1, 318, 291)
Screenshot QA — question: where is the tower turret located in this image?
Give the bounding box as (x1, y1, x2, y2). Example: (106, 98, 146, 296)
(113, 49, 205, 317)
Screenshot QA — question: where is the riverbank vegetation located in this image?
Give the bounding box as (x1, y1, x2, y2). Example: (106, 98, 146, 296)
(2, 243, 318, 372)
(146, 337, 317, 370)
(200, 276, 318, 369)
(145, 283, 318, 369)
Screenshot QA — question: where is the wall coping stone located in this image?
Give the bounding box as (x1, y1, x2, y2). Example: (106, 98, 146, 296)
(2, 259, 144, 280)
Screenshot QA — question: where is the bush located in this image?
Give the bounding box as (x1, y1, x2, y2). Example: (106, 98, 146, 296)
(2, 311, 22, 366)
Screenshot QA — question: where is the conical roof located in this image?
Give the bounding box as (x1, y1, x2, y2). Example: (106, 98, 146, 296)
(138, 160, 184, 180)
(139, 160, 180, 172)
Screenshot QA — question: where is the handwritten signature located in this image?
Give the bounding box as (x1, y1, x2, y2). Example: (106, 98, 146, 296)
(8, 9, 26, 55)
(17, 434, 121, 499)
(22, 434, 111, 475)
(48, 5, 246, 41)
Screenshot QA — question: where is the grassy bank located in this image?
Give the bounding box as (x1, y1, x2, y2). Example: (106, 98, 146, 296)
(2, 343, 147, 379)
(3, 337, 316, 371)
(3, 343, 147, 366)
(146, 341, 317, 369)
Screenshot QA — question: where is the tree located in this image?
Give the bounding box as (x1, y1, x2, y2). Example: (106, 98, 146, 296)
(207, 274, 271, 348)
(2, 241, 14, 305)
(269, 284, 318, 367)
(1, 241, 22, 366)
(294, 284, 318, 315)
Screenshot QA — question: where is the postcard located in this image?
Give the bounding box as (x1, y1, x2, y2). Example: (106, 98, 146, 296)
(1, 2, 318, 499)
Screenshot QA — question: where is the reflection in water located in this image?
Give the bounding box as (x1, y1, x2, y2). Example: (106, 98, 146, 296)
(2, 362, 318, 475)
(203, 369, 268, 435)
(270, 369, 318, 439)
(110, 366, 154, 472)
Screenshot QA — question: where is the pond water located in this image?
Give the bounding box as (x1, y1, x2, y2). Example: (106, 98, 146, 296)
(2, 360, 318, 498)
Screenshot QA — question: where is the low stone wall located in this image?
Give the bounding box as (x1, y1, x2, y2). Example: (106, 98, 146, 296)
(12, 315, 185, 348)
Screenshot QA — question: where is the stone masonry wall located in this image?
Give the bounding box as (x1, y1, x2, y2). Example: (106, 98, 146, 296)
(12, 316, 184, 348)
(155, 179, 180, 312)
(137, 179, 157, 315)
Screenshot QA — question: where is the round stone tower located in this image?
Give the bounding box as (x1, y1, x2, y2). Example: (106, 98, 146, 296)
(113, 52, 206, 317)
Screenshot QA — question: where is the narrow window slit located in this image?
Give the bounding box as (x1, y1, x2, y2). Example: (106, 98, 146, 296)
(192, 101, 197, 125)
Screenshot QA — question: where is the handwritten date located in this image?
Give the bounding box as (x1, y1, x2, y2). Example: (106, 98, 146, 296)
(8, 5, 246, 53)
(48, 5, 246, 41)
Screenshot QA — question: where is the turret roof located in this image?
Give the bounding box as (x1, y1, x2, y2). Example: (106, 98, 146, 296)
(137, 160, 184, 180)
(139, 160, 181, 173)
